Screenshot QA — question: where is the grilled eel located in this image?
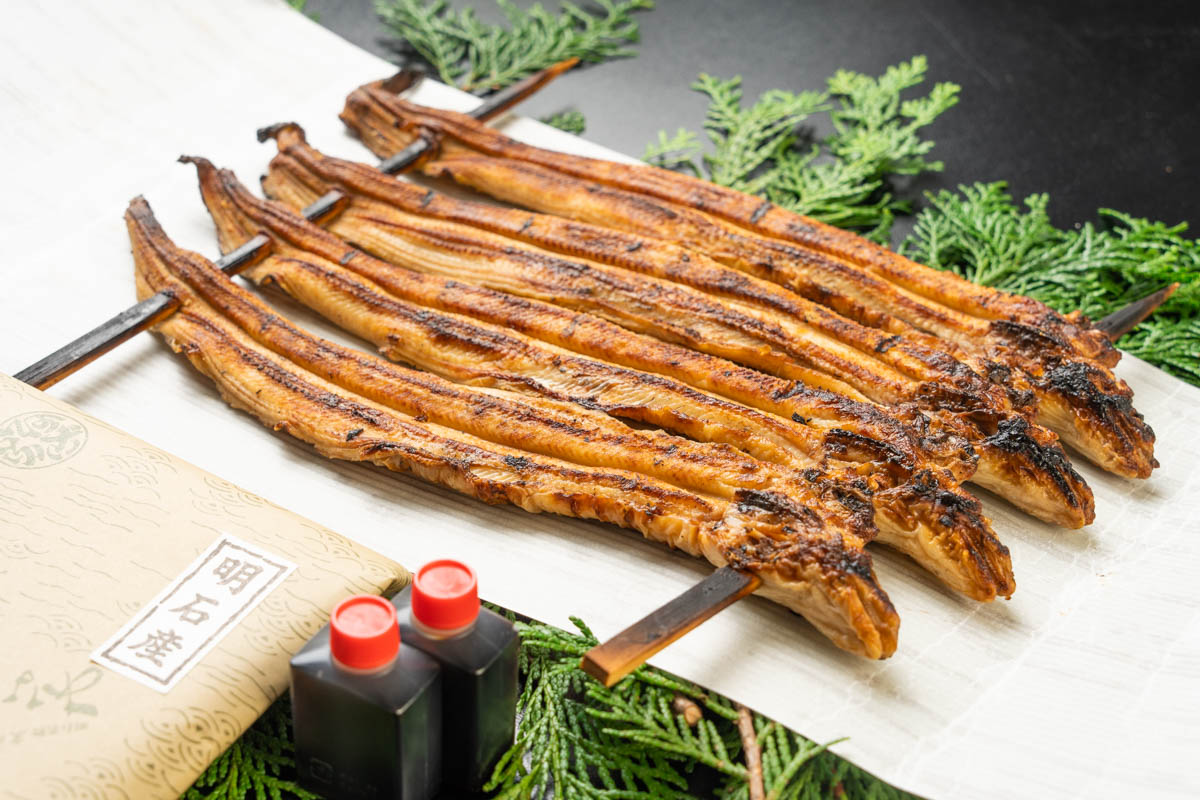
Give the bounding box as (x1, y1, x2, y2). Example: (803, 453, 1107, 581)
(208, 155, 964, 480)
(337, 84, 1156, 480)
(417, 148, 1153, 482)
(126, 196, 898, 658)
(343, 88, 1113, 364)
(254, 126, 1092, 529)
(186, 158, 1014, 599)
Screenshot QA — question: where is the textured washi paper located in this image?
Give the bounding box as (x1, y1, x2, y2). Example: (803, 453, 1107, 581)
(92, 535, 296, 693)
(1, 2, 1197, 798)
(0, 375, 408, 800)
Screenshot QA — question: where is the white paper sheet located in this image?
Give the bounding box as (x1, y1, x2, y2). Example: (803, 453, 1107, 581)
(1, 2, 1197, 797)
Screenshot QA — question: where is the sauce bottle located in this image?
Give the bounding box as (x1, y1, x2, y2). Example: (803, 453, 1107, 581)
(393, 560, 519, 795)
(290, 594, 442, 800)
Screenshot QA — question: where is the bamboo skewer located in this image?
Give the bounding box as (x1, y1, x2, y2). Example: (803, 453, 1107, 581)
(13, 232, 276, 389)
(13, 58, 580, 390)
(12, 194, 345, 389)
(379, 57, 579, 174)
(1094, 282, 1179, 341)
(580, 566, 760, 687)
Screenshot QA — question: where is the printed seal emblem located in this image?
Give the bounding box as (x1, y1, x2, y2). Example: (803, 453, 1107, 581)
(0, 412, 88, 469)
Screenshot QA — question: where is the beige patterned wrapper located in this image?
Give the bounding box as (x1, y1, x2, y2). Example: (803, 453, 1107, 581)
(0, 373, 408, 799)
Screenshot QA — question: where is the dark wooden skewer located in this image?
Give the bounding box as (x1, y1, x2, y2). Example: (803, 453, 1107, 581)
(378, 56, 580, 174)
(1094, 282, 1179, 341)
(14, 232, 272, 389)
(13, 58, 580, 390)
(582, 282, 1183, 684)
(12, 196, 343, 390)
(580, 566, 760, 687)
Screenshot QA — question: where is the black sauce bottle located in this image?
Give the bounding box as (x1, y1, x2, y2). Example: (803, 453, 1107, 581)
(290, 594, 442, 800)
(393, 560, 519, 795)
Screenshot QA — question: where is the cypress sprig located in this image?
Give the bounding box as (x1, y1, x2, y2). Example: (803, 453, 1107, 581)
(644, 57, 958, 242)
(590, 688, 746, 777)
(181, 696, 318, 800)
(691, 75, 828, 193)
(824, 56, 958, 177)
(485, 617, 904, 800)
(376, 0, 653, 91)
(641, 127, 703, 175)
(486, 617, 701, 800)
(541, 109, 588, 134)
(901, 182, 1200, 384)
(182, 615, 904, 800)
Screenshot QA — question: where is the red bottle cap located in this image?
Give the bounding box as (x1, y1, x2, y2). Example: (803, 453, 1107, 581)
(329, 595, 400, 670)
(411, 560, 479, 632)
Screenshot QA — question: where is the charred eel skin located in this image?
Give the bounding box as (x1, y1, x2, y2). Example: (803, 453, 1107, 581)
(128, 194, 899, 658)
(256, 125, 1093, 531)
(188, 156, 1013, 600)
(337, 83, 1154, 482)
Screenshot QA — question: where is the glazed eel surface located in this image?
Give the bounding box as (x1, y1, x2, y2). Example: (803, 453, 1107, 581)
(131, 194, 907, 657)
(126, 195, 899, 657)
(185, 156, 1014, 601)
(337, 82, 1156, 482)
(255, 125, 1093, 530)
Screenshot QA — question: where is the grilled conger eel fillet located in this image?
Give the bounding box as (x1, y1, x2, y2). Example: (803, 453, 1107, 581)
(127, 195, 900, 657)
(183, 156, 1014, 601)
(255, 123, 1092, 530)
(337, 82, 1156, 481)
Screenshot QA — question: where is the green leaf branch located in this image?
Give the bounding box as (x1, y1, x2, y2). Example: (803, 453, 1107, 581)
(484, 617, 903, 800)
(184, 617, 902, 800)
(376, 0, 653, 92)
(182, 696, 319, 800)
(541, 109, 587, 134)
(901, 183, 1200, 384)
(644, 57, 959, 243)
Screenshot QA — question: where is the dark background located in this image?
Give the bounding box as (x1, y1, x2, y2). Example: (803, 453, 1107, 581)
(305, 0, 1199, 234)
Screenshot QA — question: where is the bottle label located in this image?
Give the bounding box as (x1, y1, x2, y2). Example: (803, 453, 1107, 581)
(91, 534, 295, 693)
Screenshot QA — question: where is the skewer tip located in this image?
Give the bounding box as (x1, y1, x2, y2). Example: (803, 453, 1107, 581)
(579, 653, 618, 686)
(470, 57, 583, 123)
(578, 567, 759, 688)
(1094, 282, 1180, 341)
(547, 56, 581, 76)
(381, 68, 426, 94)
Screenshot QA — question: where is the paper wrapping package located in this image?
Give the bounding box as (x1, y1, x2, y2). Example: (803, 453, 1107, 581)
(0, 375, 408, 799)
(0, 1, 1197, 797)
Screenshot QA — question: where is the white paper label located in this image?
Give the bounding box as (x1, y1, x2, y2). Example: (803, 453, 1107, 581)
(91, 535, 296, 693)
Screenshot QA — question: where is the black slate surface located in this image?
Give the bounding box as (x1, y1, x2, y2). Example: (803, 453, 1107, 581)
(305, 0, 1198, 232)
